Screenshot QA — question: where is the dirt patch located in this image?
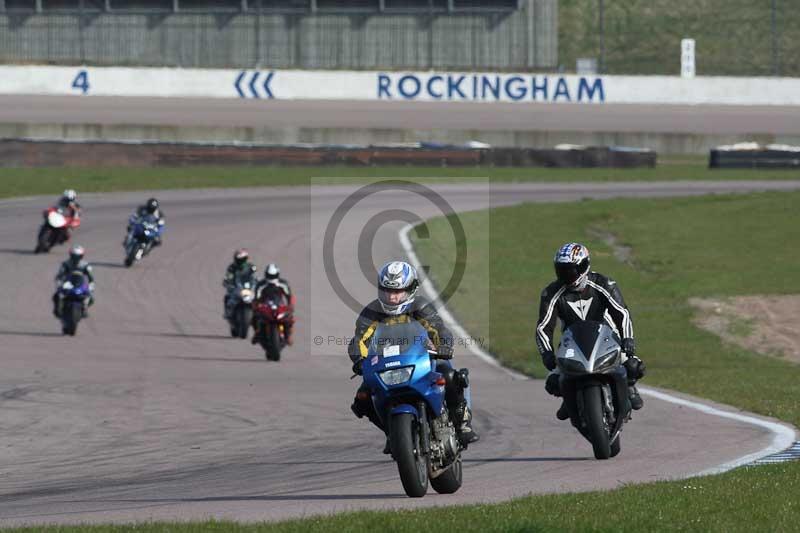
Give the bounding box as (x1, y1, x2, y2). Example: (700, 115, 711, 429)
(689, 295, 800, 363)
(586, 227, 635, 266)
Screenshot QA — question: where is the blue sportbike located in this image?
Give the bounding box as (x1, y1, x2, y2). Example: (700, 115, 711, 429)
(360, 318, 465, 497)
(124, 213, 163, 267)
(55, 271, 91, 336)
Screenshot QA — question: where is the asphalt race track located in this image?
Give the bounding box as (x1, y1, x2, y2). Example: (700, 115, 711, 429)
(3, 95, 800, 134)
(2, 181, 799, 525)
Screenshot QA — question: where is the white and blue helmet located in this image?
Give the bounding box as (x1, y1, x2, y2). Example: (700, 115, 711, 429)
(554, 242, 591, 291)
(377, 260, 419, 315)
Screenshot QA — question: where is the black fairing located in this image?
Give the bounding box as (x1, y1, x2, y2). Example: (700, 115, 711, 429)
(568, 320, 617, 358)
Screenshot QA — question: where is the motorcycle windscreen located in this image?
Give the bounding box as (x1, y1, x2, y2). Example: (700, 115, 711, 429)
(369, 320, 429, 358)
(565, 320, 607, 358)
(48, 210, 67, 228)
(65, 272, 87, 293)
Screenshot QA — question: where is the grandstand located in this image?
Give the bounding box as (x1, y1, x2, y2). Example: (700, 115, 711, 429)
(1, 0, 521, 13)
(0, 0, 555, 70)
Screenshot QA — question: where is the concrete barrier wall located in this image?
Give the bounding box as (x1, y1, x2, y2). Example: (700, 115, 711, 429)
(3, 65, 800, 105)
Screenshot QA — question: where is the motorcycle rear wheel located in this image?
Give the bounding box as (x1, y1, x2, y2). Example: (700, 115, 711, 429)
(582, 384, 611, 459)
(430, 455, 462, 494)
(391, 413, 429, 498)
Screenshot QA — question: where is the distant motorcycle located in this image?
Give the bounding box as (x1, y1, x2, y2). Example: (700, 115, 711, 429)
(34, 207, 80, 254)
(555, 320, 632, 460)
(55, 271, 91, 336)
(124, 214, 162, 267)
(360, 319, 466, 498)
(252, 292, 292, 361)
(226, 275, 256, 339)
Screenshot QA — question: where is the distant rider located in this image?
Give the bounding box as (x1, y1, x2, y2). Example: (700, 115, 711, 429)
(52, 245, 95, 317)
(536, 242, 646, 420)
(222, 248, 258, 319)
(348, 260, 479, 452)
(126, 198, 165, 246)
(51, 189, 81, 243)
(252, 263, 295, 346)
(56, 189, 81, 219)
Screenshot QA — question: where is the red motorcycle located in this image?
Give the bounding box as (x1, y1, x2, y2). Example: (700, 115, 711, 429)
(252, 293, 294, 361)
(35, 207, 81, 254)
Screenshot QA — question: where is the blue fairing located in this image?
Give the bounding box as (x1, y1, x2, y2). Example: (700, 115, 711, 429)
(362, 320, 447, 426)
(60, 272, 90, 300)
(133, 215, 163, 241)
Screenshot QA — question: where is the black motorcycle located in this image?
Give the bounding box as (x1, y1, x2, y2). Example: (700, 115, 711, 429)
(225, 275, 256, 339)
(555, 320, 632, 459)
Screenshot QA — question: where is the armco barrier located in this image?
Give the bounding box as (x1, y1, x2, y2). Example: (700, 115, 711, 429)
(0, 139, 656, 168)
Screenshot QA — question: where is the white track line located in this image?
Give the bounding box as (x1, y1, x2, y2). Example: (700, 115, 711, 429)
(399, 224, 528, 381)
(399, 223, 798, 475)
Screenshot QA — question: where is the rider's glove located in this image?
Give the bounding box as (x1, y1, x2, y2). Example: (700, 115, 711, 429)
(542, 350, 557, 371)
(624, 356, 646, 383)
(351, 359, 363, 376)
(622, 338, 636, 357)
(436, 343, 453, 359)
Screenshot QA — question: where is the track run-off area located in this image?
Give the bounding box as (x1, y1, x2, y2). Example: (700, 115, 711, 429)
(1, 181, 798, 525)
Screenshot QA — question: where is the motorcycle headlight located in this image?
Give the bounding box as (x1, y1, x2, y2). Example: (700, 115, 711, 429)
(594, 349, 621, 372)
(558, 358, 587, 374)
(241, 289, 254, 303)
(62, 281, 74, 290)
(379, 367, 413, 386)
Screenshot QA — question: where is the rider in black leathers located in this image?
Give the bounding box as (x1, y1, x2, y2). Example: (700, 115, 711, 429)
(222, 248, 258, 319)
(252, 263, 294, 346)
(536, 242, 646, 420)
(52, 245, 95, 317)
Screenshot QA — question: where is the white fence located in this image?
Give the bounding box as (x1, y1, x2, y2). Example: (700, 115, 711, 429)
(2, 65, 800, 106)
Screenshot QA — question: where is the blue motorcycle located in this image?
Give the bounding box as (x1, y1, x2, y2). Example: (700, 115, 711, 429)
(124, 214, 163, 267)
(56, 271, 90, 336)
(361, 318, 465, 498)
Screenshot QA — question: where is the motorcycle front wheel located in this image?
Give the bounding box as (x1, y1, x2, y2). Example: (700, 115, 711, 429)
(234, 305, 252, 339)
(62, 302, 81, 336)
(263, 322, 282, 361)
(391, 413, 429, 498)
(581, 384, 611, 460)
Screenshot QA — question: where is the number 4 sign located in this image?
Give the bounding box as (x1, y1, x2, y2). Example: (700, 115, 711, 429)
(71, 70, 90, 94)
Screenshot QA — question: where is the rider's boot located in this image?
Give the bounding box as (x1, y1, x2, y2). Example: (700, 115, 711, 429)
(629, 385, 644, 410)
(454, 401, 479, 445)
(556, 400, 570, 420)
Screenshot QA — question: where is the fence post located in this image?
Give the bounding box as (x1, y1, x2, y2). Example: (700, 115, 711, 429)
(78, 0, 85, 64)
(771, 0, 780, 76)
(598, 0, 605, 73)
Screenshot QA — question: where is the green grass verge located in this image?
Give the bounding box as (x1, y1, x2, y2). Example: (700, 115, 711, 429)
(1, 162, 797, 199)
(4, 462, 799, 532)
(559, 0, 800, 76)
